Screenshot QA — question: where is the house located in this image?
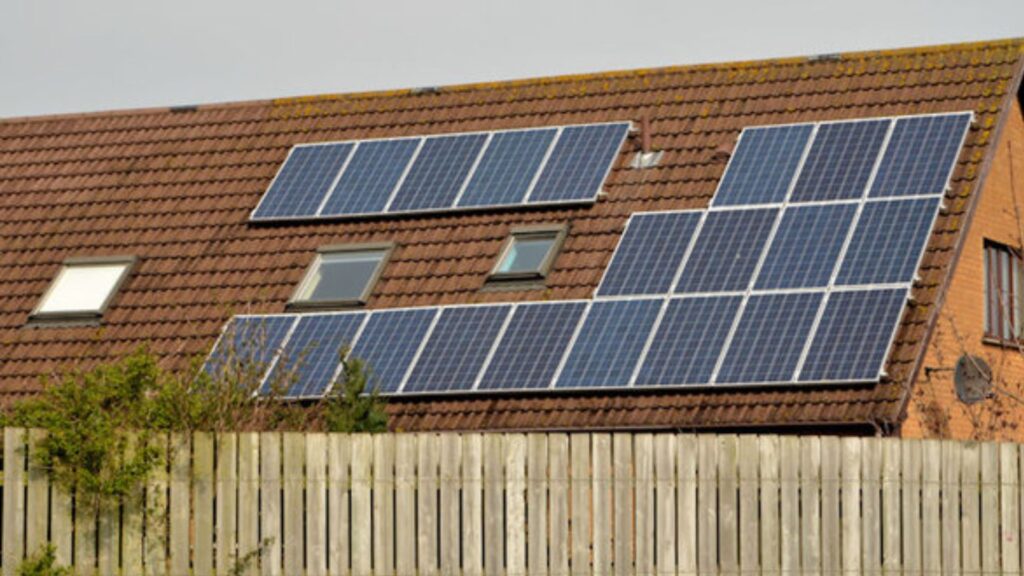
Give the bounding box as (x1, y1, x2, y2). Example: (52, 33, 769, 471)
(1, 38, 1023, 439)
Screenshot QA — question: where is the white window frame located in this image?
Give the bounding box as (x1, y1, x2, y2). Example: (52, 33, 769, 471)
(289, 243, 392, 309)
(489, 224, 567, 282)
(30, 256, 135, 323)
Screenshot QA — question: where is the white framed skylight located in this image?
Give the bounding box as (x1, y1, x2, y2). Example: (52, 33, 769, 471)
(290, 244, 392, 308)
(491, 226, 566, 281)
(32, 257, 134, 322)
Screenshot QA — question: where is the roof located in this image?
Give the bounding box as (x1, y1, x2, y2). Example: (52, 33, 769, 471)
(1, 39, 1023, 431)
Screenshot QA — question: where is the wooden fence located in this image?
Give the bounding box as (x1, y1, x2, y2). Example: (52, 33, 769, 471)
(2, 430, 1024, 575)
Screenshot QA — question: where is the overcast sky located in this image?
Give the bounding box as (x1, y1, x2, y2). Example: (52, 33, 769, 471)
(1, 0, 1022, 119)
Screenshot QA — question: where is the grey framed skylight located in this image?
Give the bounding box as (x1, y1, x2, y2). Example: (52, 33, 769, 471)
(290, 244, 391, 308)
(31, 256, 134, 322)
(490, 226, 566, 281)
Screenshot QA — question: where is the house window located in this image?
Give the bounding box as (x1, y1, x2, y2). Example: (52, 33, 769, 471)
(491, 226, 566, 280)
(31, 257, 134, 322)
(984, 240, 1024, 342)
(291, 244, 391, 308)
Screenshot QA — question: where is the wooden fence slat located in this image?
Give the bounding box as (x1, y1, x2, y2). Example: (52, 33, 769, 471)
(417, 434, 439, 576)
(941, 440, 961, 576)
(592, 434, 613, 576)
(215, 433, 238, 576)
(145, 434, 169, 576)
(800, 437, 821, 575)
(2, 428, 26, 576)
(861, 438, 882, 575)
(439, 434, 462, 576)
(237, 433, 260, 576)
(507, 435, 527, 576)
(1002, 443, 1021, 575)
(758, 436, 780, 576)
(328, 434, 351, 576)
(50, 463, 73, 571)
(718, 435, 739, 576)
(697, 435, 718, 575)
(962, 441, 981, 575)
(25, 429, 47, 556)
(654, 435, 676, 576)
(634, 434, 654, 576)
(282, 433, 305, 576)
(169, 433, 190, 576)
(571, 434, 592, 576)
(194, 432, 215, 576)
(75, 488, 97, 576)
(527, 434, 549, 576)
(306, 433, 328, 576)
(350, 435, 372, 576)
(395, 435, 417, 576)
(738, 435, 759, 575)
(677, 435, 698, 576)
(122, 438, 144, 576)
(96, 498, 118, 576)
(982, 442, 1000, 576)
(551, 434, 571, 576)
(921, 440, 941, 576)
(820, 436, 840, 576)
(260, 432, 282, 576)
(780, 436, 800, 576)
(373, 434, 395, 576)
(882, 439, 901, 575)
(841, 438, 862, 576)
(483, 434, 504, 576)
(462, 435, 484, 576)
(901, 439, 922, 576)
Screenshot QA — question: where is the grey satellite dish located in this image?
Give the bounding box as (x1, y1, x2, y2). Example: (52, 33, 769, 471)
(954, 354, 992, 404)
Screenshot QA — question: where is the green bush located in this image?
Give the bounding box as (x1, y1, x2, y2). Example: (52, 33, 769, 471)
(17, 545, 72, 576)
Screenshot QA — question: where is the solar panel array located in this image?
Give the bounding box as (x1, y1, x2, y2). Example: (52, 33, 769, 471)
(251, 122, 630, 221)
(207, 112, 972, 397)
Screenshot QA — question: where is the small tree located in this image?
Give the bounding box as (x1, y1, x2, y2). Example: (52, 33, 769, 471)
(323, 355, 388, 433)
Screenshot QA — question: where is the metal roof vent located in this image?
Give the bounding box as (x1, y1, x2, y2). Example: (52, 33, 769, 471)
(807, 53, 842, 63)
(410, 86, 441, 95)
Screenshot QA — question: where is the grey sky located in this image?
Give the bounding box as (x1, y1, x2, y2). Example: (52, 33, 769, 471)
(2, 0, 1022, 119)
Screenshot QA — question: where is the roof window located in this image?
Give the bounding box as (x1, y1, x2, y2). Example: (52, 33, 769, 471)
(31, 257, 134, 323)
(290, 244, 391, 308)
(491, 226, 566, 281)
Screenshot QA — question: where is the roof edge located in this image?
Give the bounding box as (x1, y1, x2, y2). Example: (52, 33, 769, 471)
(2, 36, 1022, 126)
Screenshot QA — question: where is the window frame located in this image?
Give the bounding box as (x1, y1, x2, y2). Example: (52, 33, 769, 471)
(489, 224, 568, 283)
(288, 243, 393, 310)
(983, 239, 1024, 344)
(29, 255, 136, 324)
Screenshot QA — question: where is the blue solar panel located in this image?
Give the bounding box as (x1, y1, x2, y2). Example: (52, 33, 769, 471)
(554, 299, 662, 389)
(403, 305, 512, 393)
(634, 296, 742, 387)
(597, 212, 702, 297)
(252, 144, 354, 219)
(349, 308, 438, 394)
(715, 292, 823, 384)
(675, 208, 778, 293)
(713, 124, 814, 206)
(477, 302, 587, 390)
(262, 313, 366, 398)
(790, 119, 890, 203)
(799, 288, 907, 382)
(528, 123, 629, 203)
(869, 113, 971, 198)
(754, 203, 858, 290)
(206, 315, 296, 379)
(319, 138, 420, 216)
(387, 133, 488, 212)
(835, 198, 939, 286)
(457, 129, 557, 207)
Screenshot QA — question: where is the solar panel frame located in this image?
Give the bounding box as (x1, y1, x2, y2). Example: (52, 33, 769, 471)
(262, 312, 367, 399)
(789, 118, 892, 203)
(347, 307, 440, 394)
(596, 211, 704, 297)
(205, 314, 298, 384)
(711, 123, 815, 207)
(317, 137, 422, 217)
(455, 128, 559, 208)
(386, 133, 489, 213)
(869, 112, 973, 199)
(525, 122, 631, 204)
(753, 202, 859, 290)
(674, 207, 780, 294)
(250, 143, 356, 220)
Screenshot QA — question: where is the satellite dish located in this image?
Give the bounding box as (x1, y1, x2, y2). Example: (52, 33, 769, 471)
(954, 354, 992, 404)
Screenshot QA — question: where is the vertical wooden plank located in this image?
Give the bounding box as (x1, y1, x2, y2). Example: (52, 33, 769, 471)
(394, 436, 417, 576)
(901, 439, 922, 576)
(841, 438, 862, 576)
(737, 435, 759, 575)
(462, 435, 484, 576)
(169, 433, 190, 576)
(237, 433, 260, 576)
(571, 434, 592, 576)
(800, 437, 821, 576)
(592, 434, 612, 576)
(779, 436, 800, 576)
(527, 435, 549, 576)
(96, 496, 119, 576)
(551, 434, 571, 576)
(718, 435, 739, 576)
(328, 434, 351, 576)
(981, 442, 1000, 576)
(50, 475, 73, 570)
(483, 435, 504, 576)
(921, 440, 941, 576)
(758, 436, 780, 576)
(121, 437, 144, 576)
(306, 433, 328, 576)
(677, 435, 698, 576)
(215, 433, 238, 576)
(961, 441, 981, 575)
(193, 432, 215, 576)
(820, 436, 840, 576)
(372, 434, 395, 576)
(654, 435, 676, 576)
(416, 434, 439, 576)
(861, 438, 882, 576)
(2, 428, 26, 576)
(25, 429, 48, 556)
(881, 439, 900, 575)
(439, 435, 462, 576)
(282, 433, 305, 576)
(1002, 443, 1021, 576)
(634, 434, 654, 576)
(75, 489, 98, 576)
(940, 440, 961, 576)
(697, 435, 718, 576)
(259, 432, 282, 576)
(506, 435, 527, 576)
(350, 435, 372, 576)
(144, 434, 168, 576)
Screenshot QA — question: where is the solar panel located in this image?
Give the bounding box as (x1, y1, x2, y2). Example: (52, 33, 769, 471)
(869, 113, 971, 198)
(262, 313, 366, 398)
(675, 208, 778, 293)
(252, 144, 354, 219)
(712, 123, 814, 206)
(754, 203, 858, 290)
(348, 308, 438, 394)
(634, 296, 742, 386)
(477, 301, 587, 391)
(387, 133, 488, 212)
(715, 292, 823, 384)
(206, 315, 296, 380)
(457, 129, 557, 208)
(597, 212, 702, 297)
(402, 305, 511, 393)
(835, 198, 939, 286)
(799, 288, 907, 382)
(555, 299, 661, 389)
(528, 123, 629, 203)
(790, 119, 890, 203)
(319, 138, 420, 216)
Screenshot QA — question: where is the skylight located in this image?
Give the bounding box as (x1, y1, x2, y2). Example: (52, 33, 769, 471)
(291, 246, 390, 307)
(33, 258, 133, 320)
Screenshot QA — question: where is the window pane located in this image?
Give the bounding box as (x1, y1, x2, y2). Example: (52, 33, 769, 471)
(298, 250, 384, 302)
(496, 235, 556, 274)
(1002, 250, 1013, 339)
(38, 263, 129, 313)
(984, 247, 992, 335)
(1015, 255, 1024, 338)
